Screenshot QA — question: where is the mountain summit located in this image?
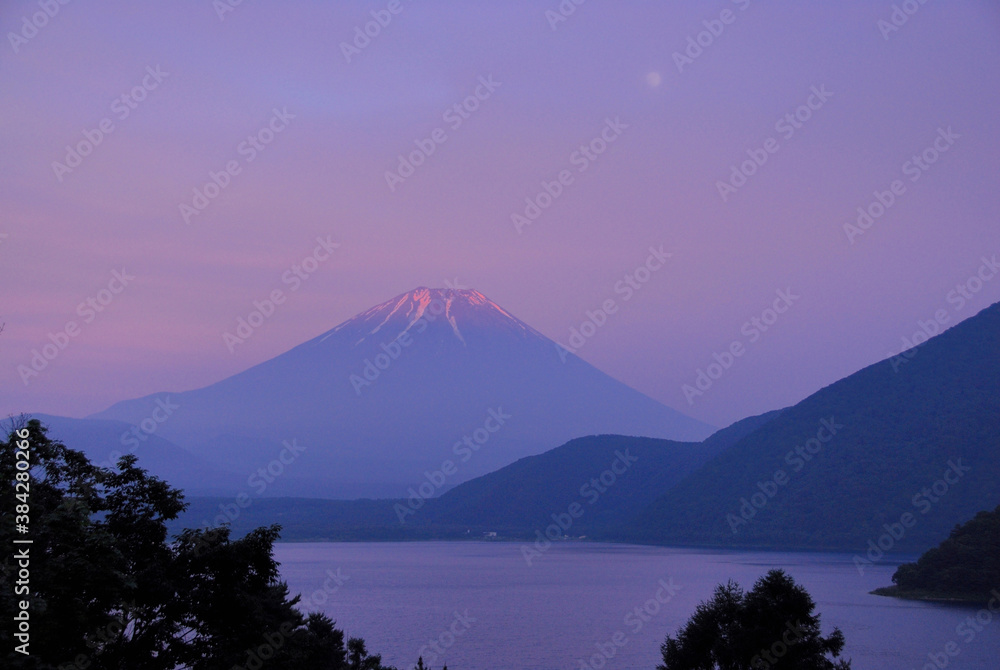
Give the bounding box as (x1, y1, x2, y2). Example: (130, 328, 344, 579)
(335, 287, 542, 346)
(79, 287, 711, 497)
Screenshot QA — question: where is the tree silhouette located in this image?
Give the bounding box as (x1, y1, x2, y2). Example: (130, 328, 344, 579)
(884, 504, 1000, 600)
(1, 418, 396, 669)
(659, 569, 851, 670)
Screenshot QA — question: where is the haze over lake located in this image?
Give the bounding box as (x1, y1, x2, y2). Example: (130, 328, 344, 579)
(276, 542, 1000, 670)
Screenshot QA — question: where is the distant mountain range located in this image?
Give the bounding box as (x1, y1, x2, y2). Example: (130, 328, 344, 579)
(28, 413, 243, 496)
(170, 412, 779, 541)
(173, 302, 1000, 554)
(418, 411, 780, 534)
(31, 287, 713, 498)
(31, 292, 1000, 553)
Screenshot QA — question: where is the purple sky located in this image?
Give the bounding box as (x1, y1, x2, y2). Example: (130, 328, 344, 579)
(2, 1, 999, 428)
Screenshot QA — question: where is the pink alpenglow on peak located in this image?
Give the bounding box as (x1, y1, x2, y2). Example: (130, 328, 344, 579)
(328, 287, 542, 347)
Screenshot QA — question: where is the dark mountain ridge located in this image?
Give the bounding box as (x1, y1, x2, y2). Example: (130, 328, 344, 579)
(632, 301, 1000, 551)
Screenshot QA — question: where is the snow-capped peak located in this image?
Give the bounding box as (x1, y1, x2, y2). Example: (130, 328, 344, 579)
(321, 287, 542, 346)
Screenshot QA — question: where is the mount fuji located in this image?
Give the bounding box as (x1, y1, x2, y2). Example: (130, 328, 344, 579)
(62, 288, 712, 498)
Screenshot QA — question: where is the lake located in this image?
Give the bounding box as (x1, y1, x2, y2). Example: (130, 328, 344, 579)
(275, 541, 999, 669)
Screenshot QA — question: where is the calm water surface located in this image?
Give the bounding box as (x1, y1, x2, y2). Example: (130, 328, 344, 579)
(275, 541, 999, 669)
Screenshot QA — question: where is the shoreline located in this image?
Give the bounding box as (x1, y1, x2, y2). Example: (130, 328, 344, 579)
(870, 585, 993, 605)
